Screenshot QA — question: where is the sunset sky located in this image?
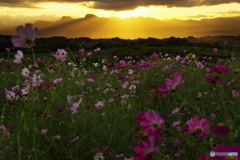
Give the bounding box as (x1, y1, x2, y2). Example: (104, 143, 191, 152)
(1, 0, 240, 22)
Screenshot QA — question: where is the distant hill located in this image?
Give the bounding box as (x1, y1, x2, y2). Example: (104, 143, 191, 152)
(0, 14, 240, 39)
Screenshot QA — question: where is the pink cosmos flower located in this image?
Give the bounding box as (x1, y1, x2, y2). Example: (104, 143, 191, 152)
(131, 81, 139, 84)
(101, 146, 109, 152)
(31, 74, 43, 87)
(12, 85, 20, 91)
(11, 23, 39, 48)
(137, 112, 165, 140)
(115, 60, 128, 69)
(94, 47, 101, 52)
(67, 95, 73, 105)
(212, 48, 218, 53)
(70, 136, 79, 143)
(172, 121, 181, 127)
(195, 61, 203, 68)
(53, 78, 62, 84)
(13, 50, 23, 64)
(210, 65, 230, 74)
(133, 136, 160, 160)
(55, 49, 67, 61)
(87, 78, 94, 82)
(108, 98, 115, 103)
(21, 67, 30, 78)
(223, 40, 228, 46)
(102, 65, 107, 71)
(185, 117, 211, 139)
(87, 52, 92, 56)
(95, 101, 105, 109)
(0, 125, 10, 135)
(150, 52, 159, 58)
(41, 129, 48, 134)
(21, 88, 29, 95)
(158, 72, 182, 94)
(204, 77, 223, 84)
(70, 98, 82, 114)
(6, 91, 16, 100)
(232, 90, 240, 97)
(90, 75, 98, 79)
(93, 152, 105, 160)
(5, 47, 11, 52)
(213, 144, 240, 160)
(135, 112, 146, 124)
(79, 49, 84, 53)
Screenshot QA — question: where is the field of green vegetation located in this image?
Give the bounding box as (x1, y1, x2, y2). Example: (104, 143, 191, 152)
(0, 24, 240, 160)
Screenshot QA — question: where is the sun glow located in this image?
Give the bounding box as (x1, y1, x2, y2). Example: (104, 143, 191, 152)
(118, 6, 167, 19)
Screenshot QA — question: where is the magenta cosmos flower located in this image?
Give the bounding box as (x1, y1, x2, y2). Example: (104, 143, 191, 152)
(158, 72, 182, 94)
(11, 23, 39, 48)
(133, 136, 160, 160)
(212, 48, 218, 53)
(137, 112, 165, 140)
(213, 123, 230, 137)
(213, 144, 240, 160)
(184, 117, 211, 139)
(198, 152, 213, 160)
(204, 76, 223, 84)
(210, 65, 230, 74)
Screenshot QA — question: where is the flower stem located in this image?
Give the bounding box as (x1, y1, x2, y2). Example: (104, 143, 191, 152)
(31, 47, 37, 65)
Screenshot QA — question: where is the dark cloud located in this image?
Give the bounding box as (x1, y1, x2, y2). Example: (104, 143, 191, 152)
(0, 1, 40, 8)
(0, 0, 240, 10)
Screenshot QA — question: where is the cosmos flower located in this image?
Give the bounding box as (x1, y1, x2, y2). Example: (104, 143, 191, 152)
(223, 41, 228, 46)
(232, 90, 239, 97)
(212, 48, 218, 53)
(213, 144, 240, 160)
(213, 123, 230, 137)
(0, 125, 10, 135)
(158, 72, 182, 94)
(21, 67, 30, 78)
(95, 101, 105, 109)
(13, 50, 23, 64)
(70, 136, 79, 143)
(133, 136, 160, 160)
(70, 98, 83, 114)
(6, 91, 16, 101)
(210, 65, 230, 74)
(11, 23, 38, 48)
(55, 49, 68, 61)
(184, 117, 211, 139)
(41, 129, 48, 134)
(204, 77, 223, 84)
(137, 112, 165, 140)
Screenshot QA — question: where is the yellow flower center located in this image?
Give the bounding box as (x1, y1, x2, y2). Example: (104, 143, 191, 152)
(217, 122, 224, 127)
(227, 156, 237, 160)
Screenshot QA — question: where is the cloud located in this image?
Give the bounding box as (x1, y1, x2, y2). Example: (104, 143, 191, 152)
(0, 0, 240, 10)
(187, 14, 212, 19)
(0, 1, 40, 8)
(211, 10, 240, 15)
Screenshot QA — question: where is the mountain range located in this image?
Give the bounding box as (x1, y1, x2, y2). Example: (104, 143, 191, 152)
(0, 14, 240, 39)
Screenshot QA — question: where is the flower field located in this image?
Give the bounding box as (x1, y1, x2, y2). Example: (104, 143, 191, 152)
(0, 24, 240, 160)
